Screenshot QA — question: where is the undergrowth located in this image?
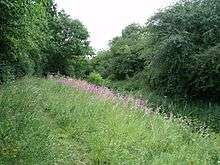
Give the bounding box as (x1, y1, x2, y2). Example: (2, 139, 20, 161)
(108, 79, 220, 133)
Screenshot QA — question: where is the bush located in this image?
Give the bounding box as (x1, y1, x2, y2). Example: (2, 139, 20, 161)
(146, 0, 220, 98)
(0, 0, 92, 83)
(188, 43, 220, 97)
(65, 58, 91, 78)
(0, 64, 15, 83)
(87, 72, 104, 85)
(91, 24, 146, 80)
(0, 0, 51, 83)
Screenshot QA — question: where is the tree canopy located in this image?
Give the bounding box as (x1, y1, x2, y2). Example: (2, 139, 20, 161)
(92, 0, 220, 98)
(0, 0, 92, 82)
(1, 0, 219, 98)
(91, 24, 147, 80)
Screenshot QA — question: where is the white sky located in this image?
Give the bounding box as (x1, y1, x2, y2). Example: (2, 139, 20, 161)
(55, 0, 177, 51)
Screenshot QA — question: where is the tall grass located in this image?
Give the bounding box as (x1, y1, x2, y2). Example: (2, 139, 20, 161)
(108, 79, 220, 133)
(0, 77, 219, 164)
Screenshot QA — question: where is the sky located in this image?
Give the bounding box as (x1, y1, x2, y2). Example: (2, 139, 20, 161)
(55, 0, 177, 51)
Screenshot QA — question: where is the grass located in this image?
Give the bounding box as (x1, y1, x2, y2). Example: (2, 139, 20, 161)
(107, 79, 220, 133)
(0, 77, 220, 164)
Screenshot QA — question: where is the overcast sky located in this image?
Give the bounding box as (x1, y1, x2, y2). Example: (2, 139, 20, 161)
(55, 0, 177, 51)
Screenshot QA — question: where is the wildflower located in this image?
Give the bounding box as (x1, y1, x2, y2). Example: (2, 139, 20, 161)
(57, 77, 151, 114)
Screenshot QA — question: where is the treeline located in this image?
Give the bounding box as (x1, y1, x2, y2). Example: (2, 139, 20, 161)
(91, 0, 220, 98)
(1, 0, 219, 99)
(0, 0, 92, 83)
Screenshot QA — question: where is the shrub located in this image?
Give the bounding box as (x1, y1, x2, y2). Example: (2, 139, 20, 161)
(91, 24, 146, 80)
(0, 64, 15, 83)
(65, 58, 91, 78)
(146, 0, 220, 98)
(87, 72, 104, 85)
(188, 43, 220, 97)
(0, 0, 51, 83)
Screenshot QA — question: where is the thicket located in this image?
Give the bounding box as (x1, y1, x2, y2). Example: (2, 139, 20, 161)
(87, 71, 104, 85)
(92, 0, 220, 98)
(1, 0, 219, 98)
(146, 0, 220, 97)
(91, 24, 147, 80)
(0, 0, 92, 83)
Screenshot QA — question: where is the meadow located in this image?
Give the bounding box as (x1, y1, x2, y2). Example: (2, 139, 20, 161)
(0, 77, 219, 164)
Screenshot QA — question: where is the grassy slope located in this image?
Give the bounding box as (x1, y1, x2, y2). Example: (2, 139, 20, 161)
(0, 77, 220, 164)
(107, 79, 220, 133)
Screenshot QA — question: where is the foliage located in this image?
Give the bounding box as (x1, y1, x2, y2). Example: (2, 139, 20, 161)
(65, 57, 92, 78)
(92, 24, 147, 80)
(92, 0, 220, 98)
(0, 0, 92, 83)
(145, 0, 220, 97)
(87, 71, 104, 85)
(0, 0, 52, 82)
(107, 79, 220, 132)
(91, 50, 114, 79)
(44, 11, 92, 77)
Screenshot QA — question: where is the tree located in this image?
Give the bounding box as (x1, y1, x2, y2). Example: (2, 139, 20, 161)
(92, 24, 146, 80)
(0, 0, 92, 82)
(44, 11, 92, 77)
(0, 0, 53, 82)
(145, 0, 220, 97)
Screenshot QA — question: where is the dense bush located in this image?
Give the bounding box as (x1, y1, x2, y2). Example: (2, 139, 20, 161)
(0, 0, 92, 83)
(65, 57, 92, 78)
(146, 0, 220, 97)
(91, 24, 147, 80)
(87, 72, 104, 85)
(188, 43, 220, 97)
(44, 11, 92, 77)
(0, 0, 52, 82)
(91, 50, 114, 79)
(92, 0, 220, 98)
(2, 0, 219, 99)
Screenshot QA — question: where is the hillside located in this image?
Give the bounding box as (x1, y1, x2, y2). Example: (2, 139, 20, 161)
(0, 77, 219, 164)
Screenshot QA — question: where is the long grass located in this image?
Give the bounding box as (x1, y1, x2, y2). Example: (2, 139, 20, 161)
(108, 79, 220, 133)
(0, 77, 219, 164)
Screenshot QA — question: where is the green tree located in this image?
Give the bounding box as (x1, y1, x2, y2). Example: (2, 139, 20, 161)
(92, 24, 147, 80)
(44, 11, 92, 77)
(146, 0, 220, 97)
(0, 0, 53, 82)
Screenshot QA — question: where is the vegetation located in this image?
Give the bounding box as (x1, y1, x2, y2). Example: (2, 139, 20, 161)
(90, 0, 220, 133)
(44, 11, 92, 77)
(91, 24, 146, 80)
(0, 0, 92, 83)
(0, 0, 51, 81)
(2, 0, 219, 98)
(1, 0, 220, 164)
(0, 78, 220, 164)
(92, 0, 220, 98)
(87, 71, 105, 85)
(146, 0, 220, 97)
(107, 78, 220, 132)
